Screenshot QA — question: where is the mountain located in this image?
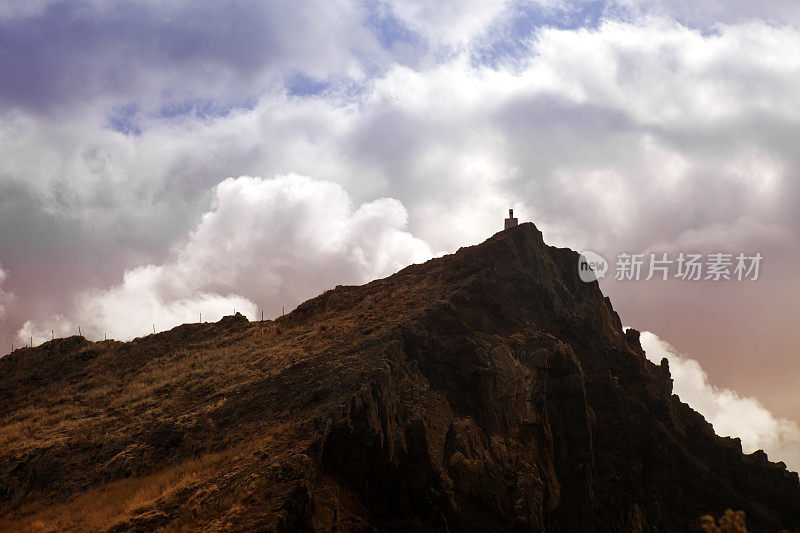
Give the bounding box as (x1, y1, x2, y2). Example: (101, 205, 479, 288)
(1, 222, 798, 532)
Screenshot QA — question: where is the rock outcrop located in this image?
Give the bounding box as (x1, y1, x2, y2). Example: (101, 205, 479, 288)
(0, 223, 798, 531)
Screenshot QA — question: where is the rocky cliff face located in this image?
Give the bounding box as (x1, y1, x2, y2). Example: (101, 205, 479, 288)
(1, 223, 798, 532)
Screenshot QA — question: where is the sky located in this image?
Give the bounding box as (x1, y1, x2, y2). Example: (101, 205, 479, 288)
(0, 0, 798, 468)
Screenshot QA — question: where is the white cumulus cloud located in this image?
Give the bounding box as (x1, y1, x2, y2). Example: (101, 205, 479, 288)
(18, 174, 432, 343)
(383, 0, 515, 48)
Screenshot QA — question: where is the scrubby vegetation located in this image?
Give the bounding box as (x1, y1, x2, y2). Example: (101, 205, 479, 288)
(700, 509, 747, 533)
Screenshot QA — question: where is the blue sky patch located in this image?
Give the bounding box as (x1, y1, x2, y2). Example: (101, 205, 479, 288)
(107, 102, 141, 136)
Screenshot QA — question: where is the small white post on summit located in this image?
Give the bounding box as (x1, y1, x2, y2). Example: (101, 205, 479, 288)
(504, 208, 518, 230)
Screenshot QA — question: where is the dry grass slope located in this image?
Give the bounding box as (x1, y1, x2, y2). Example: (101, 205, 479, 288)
(0, 224, 798, 532)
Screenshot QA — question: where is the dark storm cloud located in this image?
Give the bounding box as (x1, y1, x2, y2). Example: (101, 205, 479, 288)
(0, 0, 383, 113)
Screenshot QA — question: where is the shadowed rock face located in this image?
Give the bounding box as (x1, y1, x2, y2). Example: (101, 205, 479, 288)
(1, 223, 798, 532)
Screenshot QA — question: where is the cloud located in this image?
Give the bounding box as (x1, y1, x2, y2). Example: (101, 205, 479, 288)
(2, 16, 799, 331)
(381, 0, 516, 48)
(640, 330, 800, 471)
(17, 174, 431, 343)
(613, 0, 800, 27)
(0, 0, 384, 114)
(3, 16, 798, 262)
(0, 264, 14, 319)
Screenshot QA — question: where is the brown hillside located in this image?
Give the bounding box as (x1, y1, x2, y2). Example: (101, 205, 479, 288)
(0, 223, 798, 531)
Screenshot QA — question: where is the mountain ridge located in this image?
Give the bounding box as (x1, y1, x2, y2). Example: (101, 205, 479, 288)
(0, 222, 798, 531)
